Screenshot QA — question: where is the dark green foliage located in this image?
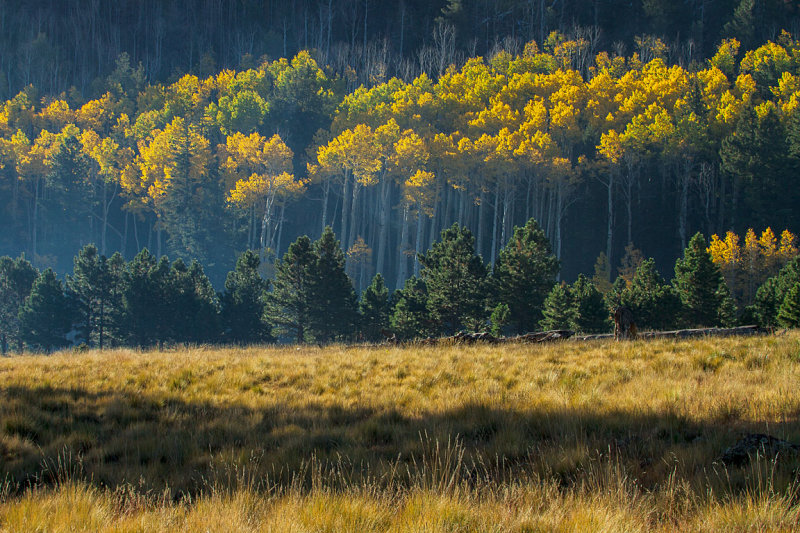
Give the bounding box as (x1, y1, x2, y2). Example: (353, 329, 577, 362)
(167, 259, 220, 344)
(539, 283, 578, 331)
(119, 249, 173, 347)
(777, 282, 800, 328)
(359, 273, 391, 342)
(570, 275, 611, 333)
(18, 269, 74, 352)
(309, 227, 358, 343)
(419, 224, 488, 335)
(489, 303, 511, 337)
(614, 259, 683, 331)
(66, 244, 121, 349)
(492, 218, 559, 333)
(752, 257, 800, 326)
(674, 233, 736, 327)
(0, 255, 38, 354)
(266, 235, 316, 343)
(44, 134, 92, 254)
(721, 104, 797, 230)
(220, 250, 272, 344)
(390, 277, 433, 340)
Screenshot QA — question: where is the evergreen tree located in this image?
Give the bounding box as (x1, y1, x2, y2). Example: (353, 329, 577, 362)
(168, 258, 220, 344)
(604, 276, 628, 311)
(390, 277, 432, 340)
(571, 274, 611, 333)
(420, 223, 488, 335)
(66, 244, 120, 349)
(777, 282, 800, 328)
(359, 273, 391, 342)
(489, 303, 511, 337)
(622, 258, 682, 331)
(539, 283, 578, 331)
(751, 257, 800, 326)
(309, 226, 358, 343)
(45, 134, 91, 254)
(120, 249, 173, 347)
(0, 255, 38, 354)
(18, 269, 73, 352)
(674, 233, 736, 327)
(492, 218, 559, 333)
(266, 235, 316, 343)
(220, 250, 272, 344)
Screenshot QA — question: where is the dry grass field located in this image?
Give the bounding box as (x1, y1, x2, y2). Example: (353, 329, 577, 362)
(0, 333, 799, 531)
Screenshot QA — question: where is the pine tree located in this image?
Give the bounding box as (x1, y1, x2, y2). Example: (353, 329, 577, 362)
(309, 226, 358, 343)
(592, 252, 613, 294)
(492, 218, 559, 333)
(489, 303, 511, 336)
(168, 258, 220, 344)
(220, 250, 272, 344)
(623, 258, 683, 331)
(390, 277, 432, 340)
(674, 233, 736, 327)
(777, 282, 800, 328)
(571, 275, 610, 333)
(420, 223, 488, 335)
(66, 244, 120, 349)
(120, 249, 173, 347)
(752, 257, 800, 326)
(266, 235, 316, 343)
(18, 269, 73, 352)
(0, 255, 38, 354)
(539, 283, 577, 331)
(359, 273, 391, 342)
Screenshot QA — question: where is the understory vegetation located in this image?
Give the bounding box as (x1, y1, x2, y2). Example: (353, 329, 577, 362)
(1, 334, 798, 530)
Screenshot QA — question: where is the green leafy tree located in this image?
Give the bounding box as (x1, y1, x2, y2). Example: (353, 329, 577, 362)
(420, 223, 488, 335)
(18, 269, 73, 352)
(777, 282, 800, 328)
(539, 283, 578, 331)
(220, 250, 272, 344)
(390, 277, 432, 340)
(66, 244, 120, 349)
(359, 273, 391, 342)
(674, 233, 736, 327)
(571, 274, 611, 333)
(309, 226, 358, 343)
(492, 218, 559, 333)
(0, 255, 38, 354)
(266, 235, 316, 343)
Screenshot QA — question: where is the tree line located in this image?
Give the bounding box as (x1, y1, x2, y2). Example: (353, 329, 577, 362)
(2, 221, 798, 353)
(4, 33, 800, 293)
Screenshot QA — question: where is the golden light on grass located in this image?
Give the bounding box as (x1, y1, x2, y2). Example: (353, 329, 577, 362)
(0, 334, 799, 531)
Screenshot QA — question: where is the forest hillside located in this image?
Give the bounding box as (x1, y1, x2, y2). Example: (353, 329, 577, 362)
(2, 2, 800, 290)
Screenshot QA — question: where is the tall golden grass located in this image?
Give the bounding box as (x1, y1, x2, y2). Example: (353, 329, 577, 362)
(0, 334, 799, 531)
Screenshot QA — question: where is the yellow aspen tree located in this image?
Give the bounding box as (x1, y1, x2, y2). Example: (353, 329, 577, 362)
(742, 228, 761, 304)
(779, 229, 798, 261)
(759, 227, 779, 276)
(226, 132, 304, 261)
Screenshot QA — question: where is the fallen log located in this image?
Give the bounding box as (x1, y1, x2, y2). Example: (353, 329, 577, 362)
(379, 325, 769, 347)
(575, 325, 769, 341)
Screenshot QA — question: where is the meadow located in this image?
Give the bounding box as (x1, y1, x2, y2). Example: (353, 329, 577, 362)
(0, 334, 799, 531)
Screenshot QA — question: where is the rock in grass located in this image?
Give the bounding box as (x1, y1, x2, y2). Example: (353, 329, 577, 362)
(718, 433, 800, 466)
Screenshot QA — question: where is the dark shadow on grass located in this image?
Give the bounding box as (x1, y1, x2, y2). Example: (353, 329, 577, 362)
(1, 384, 798, 498)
